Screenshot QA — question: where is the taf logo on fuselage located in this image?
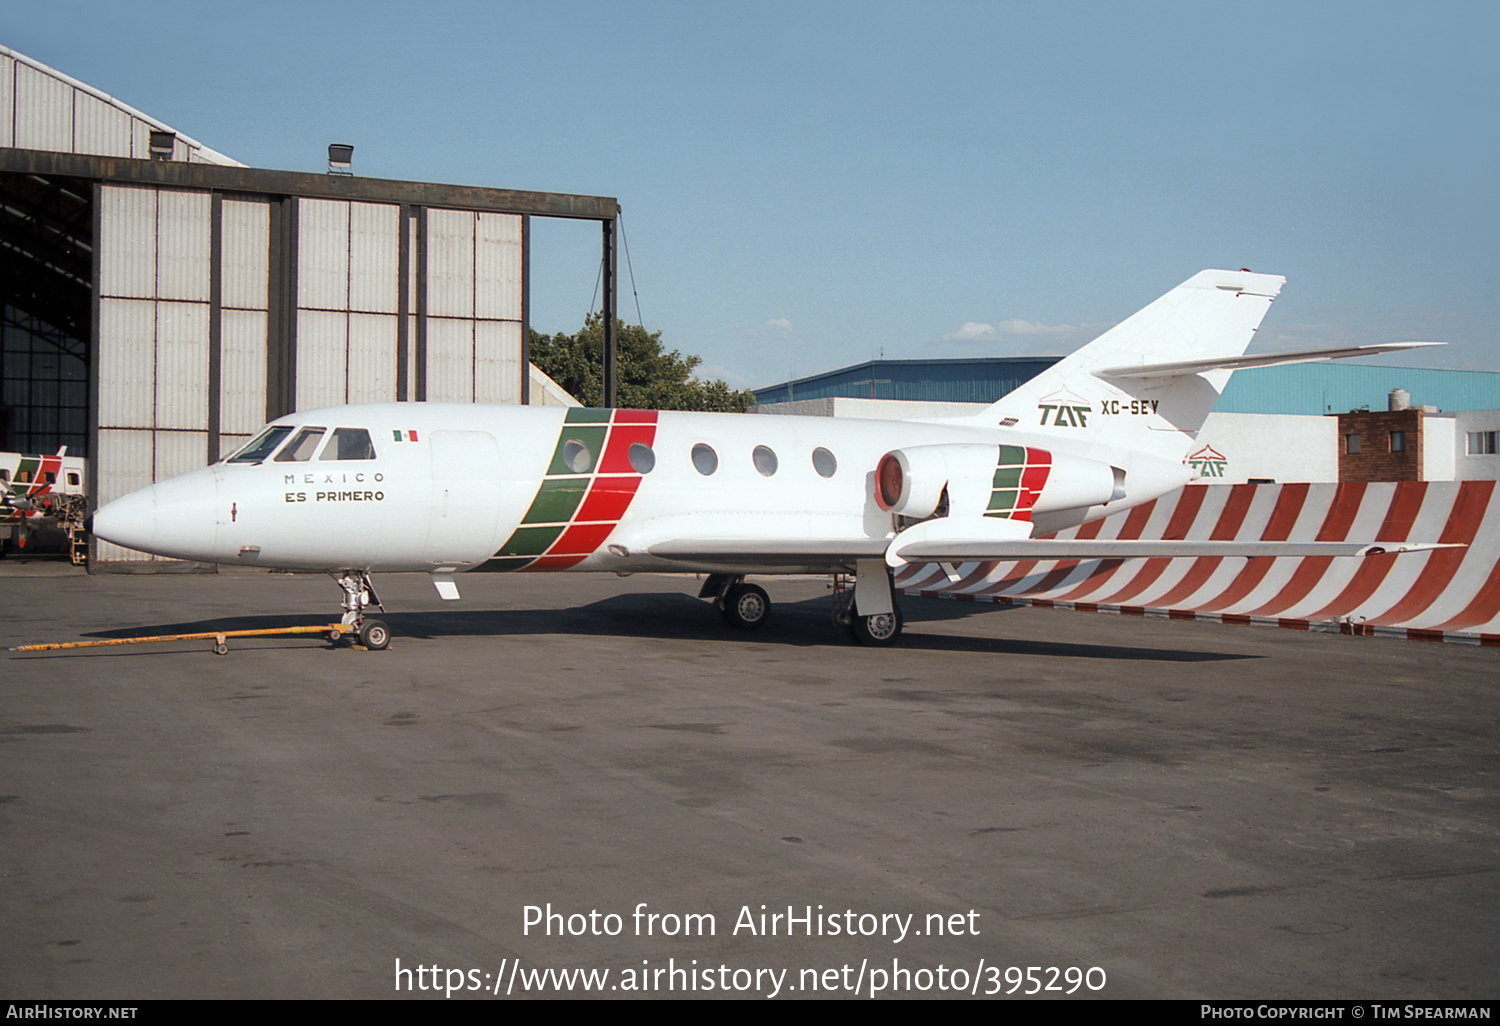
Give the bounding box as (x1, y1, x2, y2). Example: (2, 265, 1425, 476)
(1187, 444, 1228, 478)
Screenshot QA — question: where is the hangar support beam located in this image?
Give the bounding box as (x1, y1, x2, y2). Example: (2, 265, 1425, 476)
(0, 149, 619, 222)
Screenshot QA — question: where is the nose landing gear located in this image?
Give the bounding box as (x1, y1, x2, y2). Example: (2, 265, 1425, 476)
(329, 570, 391, 650)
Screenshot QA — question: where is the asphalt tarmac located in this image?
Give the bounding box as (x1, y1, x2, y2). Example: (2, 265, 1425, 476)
(1, 559, 1496, 1000)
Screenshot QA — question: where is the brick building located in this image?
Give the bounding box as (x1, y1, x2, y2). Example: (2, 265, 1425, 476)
(1336, 409, 1423, 482)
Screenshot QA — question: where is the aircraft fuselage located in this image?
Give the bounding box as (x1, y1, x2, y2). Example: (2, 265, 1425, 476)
(90, 402, 1185, 576)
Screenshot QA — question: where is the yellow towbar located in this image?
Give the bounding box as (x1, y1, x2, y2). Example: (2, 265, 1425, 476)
(10, 623, 357, 656)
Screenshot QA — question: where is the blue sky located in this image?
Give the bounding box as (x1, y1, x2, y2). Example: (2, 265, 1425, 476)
(9, 1, 1498, 388)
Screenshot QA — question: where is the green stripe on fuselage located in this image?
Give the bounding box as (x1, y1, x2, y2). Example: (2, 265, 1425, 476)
(522, 477, 589, 524)
(496, 524, 565, 557)
(546, 425, 608, 477)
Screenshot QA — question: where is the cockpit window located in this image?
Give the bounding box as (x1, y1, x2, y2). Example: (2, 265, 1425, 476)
(228, 425, 295, 464)
(320, 427, 377, 461)
(273, 426, 327, 463)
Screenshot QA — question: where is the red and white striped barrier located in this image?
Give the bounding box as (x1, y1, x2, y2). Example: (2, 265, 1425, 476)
(894, 481, 1500, 645)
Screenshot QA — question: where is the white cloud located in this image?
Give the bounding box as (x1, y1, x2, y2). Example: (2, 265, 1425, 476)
(945, 321, 1000, 342)
(944, 318, 1117, 347)
(763, 317, 793, 335)
(995, 318, 1080, 337)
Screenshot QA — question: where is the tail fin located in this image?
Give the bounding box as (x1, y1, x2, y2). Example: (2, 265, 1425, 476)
(981, 269, 1285, 461)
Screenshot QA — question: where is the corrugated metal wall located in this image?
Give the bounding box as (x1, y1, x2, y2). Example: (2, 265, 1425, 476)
(96, 184, 214, 562)
(425, 209, 523, 404)
(90, 186, 528, 564)
(0, 45, 242, 164)
(296, 198, 402, 410)
(219, 198, 271, 456)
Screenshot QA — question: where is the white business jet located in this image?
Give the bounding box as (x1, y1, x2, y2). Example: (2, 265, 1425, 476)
(89, 270, 1443, 649)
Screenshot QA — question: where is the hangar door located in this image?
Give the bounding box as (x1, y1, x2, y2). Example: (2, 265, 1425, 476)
(93, 184, 525, 565)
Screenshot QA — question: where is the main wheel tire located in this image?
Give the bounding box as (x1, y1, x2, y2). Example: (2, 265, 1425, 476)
(359, 619, 391, 650)
(851, 607, 903, 646)
(721, 583, 770, 630)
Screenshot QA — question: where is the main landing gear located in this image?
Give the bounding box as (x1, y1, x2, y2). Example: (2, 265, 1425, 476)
(699, 571, 904, 646)
(830, 572, 904, 647)
(329, 570, 391, 650)
(700, 574, 771, 630)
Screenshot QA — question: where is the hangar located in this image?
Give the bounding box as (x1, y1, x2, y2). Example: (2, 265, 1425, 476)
(0, 45, 618, 564)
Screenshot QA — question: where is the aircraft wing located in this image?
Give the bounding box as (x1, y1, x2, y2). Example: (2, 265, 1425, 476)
(646, 536, 1460, 572)
(888, 538, 1462, 565)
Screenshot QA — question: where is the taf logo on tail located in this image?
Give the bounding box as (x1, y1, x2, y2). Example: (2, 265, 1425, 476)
(1035, 387, 1092, 428)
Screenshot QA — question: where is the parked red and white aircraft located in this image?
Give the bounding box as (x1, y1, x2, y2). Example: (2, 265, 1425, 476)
(89, 270, 1446, 648)
(2, 448, 88, 559)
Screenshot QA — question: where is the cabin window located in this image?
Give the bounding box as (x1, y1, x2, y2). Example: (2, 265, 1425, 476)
(0, 470, 9, 483)
(42, 472, 55, 484)
(628, 443, 656, 474)
(320, 428, 377, 461)
(752, 445, 778, 477)
(67, 473, 80, 486)
(229, 425, 295, 464)
(562, 439, 595, 473)
(691, 443, 718, 476)
(274, 426, 327, 462)
(16, 469, 31, 484)
(812, 447, 837, 478)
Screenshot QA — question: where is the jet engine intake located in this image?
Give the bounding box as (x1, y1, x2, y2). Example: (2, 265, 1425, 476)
(874, 444, 1013, 519)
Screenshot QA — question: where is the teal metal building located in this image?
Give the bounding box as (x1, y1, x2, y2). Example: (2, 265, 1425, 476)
(753, 360, 1500, 414)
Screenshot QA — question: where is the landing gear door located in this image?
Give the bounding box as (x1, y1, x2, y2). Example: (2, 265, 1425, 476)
(425, 430, 503, 565)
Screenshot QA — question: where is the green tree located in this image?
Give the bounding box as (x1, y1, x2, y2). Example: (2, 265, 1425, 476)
(529, 314, 755, 412)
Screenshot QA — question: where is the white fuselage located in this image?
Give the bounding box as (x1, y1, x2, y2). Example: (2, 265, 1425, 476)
(89, 402, 1189, 575)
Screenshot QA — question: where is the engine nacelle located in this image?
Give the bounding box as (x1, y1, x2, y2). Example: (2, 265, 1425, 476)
(875, 444, 996, 518)
(1032, 454, 1125, 513)
(875, 443, 1125, 520)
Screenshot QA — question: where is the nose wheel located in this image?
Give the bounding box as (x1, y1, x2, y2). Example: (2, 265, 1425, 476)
(357, 618, 391, 651)
(329, 570, 391, 651)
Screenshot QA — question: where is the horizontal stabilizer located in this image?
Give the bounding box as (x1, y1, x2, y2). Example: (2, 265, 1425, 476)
(888, 538, 1462, 567)
(1095, 341, 1444, 381)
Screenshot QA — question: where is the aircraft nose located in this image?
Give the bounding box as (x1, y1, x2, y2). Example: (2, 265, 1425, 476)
(89, 470, 221, 561)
